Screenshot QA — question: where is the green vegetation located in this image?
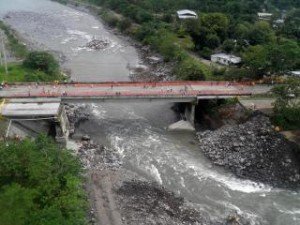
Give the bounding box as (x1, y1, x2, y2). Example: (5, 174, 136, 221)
(272, 78, 300, 130)
(0, 62, 62, 82)
(0, 21, 28, 58)
(175, 57, 210, 80)
(23, 51, 59, 76)
(82, 0, 299, 81)
(0, 21, 64, 82)
(0, 135, 87, 225)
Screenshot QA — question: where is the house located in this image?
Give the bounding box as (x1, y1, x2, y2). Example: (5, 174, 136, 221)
(177, 10, 198, 19)
(211, 53, 241, 66)
(273, 19, 285, 28)
(289, 71, 300, 77)
(257, 12, 273, 20)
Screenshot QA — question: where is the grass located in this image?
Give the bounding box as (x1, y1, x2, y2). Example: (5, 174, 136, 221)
(0, 63, 63, 82)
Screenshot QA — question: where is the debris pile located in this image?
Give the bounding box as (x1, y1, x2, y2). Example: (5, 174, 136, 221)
(116, 180, 251, 225)
(65, 104, 90, 135)
(197, 113, 300, 188)
(85, 39, 110, 50)
(78, 140, 122, 170)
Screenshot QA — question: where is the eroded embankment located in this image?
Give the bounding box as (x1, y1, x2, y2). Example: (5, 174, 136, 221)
(197, 112, 300, 189)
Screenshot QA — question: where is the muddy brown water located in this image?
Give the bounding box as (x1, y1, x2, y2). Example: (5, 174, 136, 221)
(1, 0, 299, 224)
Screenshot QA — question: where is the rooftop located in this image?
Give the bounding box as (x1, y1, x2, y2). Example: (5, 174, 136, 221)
(177, 9, 198, 19)
(258, 12, 273, 17)
(211, 53, 241, 64)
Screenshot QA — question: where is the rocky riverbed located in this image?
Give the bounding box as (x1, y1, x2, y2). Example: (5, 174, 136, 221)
(197, 112, 300, 188)
(65, 104, 253, 225)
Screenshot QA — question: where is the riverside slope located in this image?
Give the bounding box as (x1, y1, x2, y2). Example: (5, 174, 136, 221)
(197, 113, 300, 188)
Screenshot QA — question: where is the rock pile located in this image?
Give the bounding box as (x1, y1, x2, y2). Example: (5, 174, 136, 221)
(197, 113, 300, 188)
(78, 140, 122, 170)
(85, 39, 110, 50)
(116, 180, 251, 225)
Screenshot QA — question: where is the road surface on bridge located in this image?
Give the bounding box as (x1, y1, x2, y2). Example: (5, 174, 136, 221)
(0, 81, 270, 101)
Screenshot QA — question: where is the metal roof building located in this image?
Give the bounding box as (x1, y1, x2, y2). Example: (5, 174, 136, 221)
(211, 53, 241, 66)
(177, 10, 198, 19)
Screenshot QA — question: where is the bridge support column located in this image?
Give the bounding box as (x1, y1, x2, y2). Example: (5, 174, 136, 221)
(184, 102, 196, 127)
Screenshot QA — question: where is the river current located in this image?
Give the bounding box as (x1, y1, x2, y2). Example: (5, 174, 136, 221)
(0, 0, 299, 224)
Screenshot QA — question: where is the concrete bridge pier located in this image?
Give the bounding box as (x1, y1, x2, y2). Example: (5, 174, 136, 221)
(168, 101, 197, 132)
(184, 102, 196, 127)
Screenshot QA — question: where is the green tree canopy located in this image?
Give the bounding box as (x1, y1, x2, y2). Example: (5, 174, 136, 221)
(175, 58, 210, 80)
(23, 51, 59, 75)
(0, 136, 87, 225)
(243, 45, 270, 74)
(283, 9, 300, 39)
(248, 21, 275, 45)
(272, 78, 300, 130)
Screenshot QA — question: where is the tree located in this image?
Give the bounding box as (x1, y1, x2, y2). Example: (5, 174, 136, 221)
(23, 51, 59, 75)
(267, 39, 300, 73)
(234, 22, 251, 40)
(243, 45, 270, 75)
(283, 9, 300, 39)
(175, 58, 209, 80)
(0, 136, 87, 225)
(272, 78, 300, 130)
(248, 21, 275, 45)
(205, 34, 221, 49)
(200, 13, 229, 40)
(222, 39, 236, 53)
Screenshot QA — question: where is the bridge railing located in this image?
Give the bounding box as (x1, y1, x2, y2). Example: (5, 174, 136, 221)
(5, 89, 252, 99)
(3, 81, 255, 87)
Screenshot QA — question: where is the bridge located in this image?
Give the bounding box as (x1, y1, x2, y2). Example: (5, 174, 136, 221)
(0, 81, 254, 102)
(0, 81, 268, 141)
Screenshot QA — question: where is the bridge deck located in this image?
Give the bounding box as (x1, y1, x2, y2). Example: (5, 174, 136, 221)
(0, 81, 252, 102)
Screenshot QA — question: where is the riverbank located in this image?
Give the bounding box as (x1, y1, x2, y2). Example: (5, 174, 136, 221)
(51, 0, 188, 82)
(197, 112, 300, 189)
(0, 20, 66, 82)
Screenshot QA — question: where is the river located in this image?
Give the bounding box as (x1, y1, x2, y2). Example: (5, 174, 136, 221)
(0, 0, 299, 224)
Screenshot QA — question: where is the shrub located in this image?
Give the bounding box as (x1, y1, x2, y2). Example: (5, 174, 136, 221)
(23, 51, 59, 75)
(103, 13, 119, 27)
(117, 18, 132, 32)
(224, 67, 253, 80)
(199, 47, 213, 59)
(175, 58, 210, 80)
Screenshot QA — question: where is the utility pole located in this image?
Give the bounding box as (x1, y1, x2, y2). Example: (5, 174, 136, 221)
(0, 31, 8, 75)
(0, 51, 3, 66)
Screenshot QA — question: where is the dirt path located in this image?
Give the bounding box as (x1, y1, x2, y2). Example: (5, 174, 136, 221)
(89, 170, 123, 225)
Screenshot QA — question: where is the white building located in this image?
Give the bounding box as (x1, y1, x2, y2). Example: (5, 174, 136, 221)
(211, 53, 241, 66)
(257, 12, 273, 20)
(289, 71, 300, 77)
(177, 10, 198, 19)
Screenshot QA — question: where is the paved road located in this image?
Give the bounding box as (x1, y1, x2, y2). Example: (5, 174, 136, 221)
(0, 81, 271, 100)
